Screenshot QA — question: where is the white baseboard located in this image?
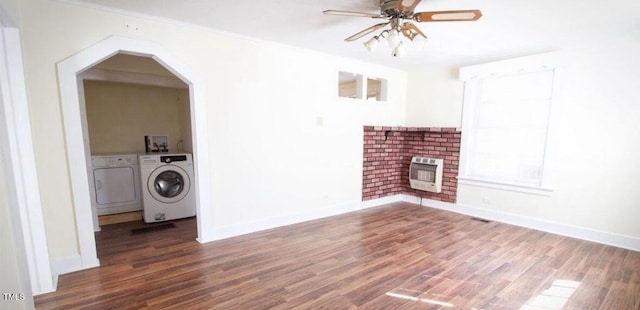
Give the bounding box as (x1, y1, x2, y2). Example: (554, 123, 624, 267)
(50, 193, 639, 294)
(101, 192, 640, 248)
(361, 195, 404, 208)
(400, 194, 640, 252)
(50, 254, 100, 288)
(206, 196, 406, 242)
(51, 254, 82, 280)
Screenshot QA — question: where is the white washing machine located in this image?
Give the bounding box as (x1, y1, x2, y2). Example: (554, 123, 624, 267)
(90, 154, 142, 215)
(139, 153, 196, 223)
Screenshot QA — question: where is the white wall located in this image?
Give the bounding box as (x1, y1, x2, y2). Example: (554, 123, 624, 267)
(405, 67, 463, 127)
(18, 0, 407, 261)
(21, 0, 637, 278)
(406, 36, 640, 240)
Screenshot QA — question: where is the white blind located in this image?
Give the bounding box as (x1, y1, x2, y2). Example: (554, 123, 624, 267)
(466, 70, 554, 186)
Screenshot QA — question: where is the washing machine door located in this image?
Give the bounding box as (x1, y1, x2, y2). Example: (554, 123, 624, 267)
(147, 165, 191, 203)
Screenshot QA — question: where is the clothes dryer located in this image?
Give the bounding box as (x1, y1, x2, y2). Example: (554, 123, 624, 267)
(90, 154, 142, 215)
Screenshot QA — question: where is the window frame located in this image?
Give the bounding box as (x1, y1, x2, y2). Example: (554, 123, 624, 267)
(458, 53, 559, 195)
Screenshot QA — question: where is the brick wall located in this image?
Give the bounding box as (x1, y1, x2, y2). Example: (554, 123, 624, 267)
(362, 126, 461, 202)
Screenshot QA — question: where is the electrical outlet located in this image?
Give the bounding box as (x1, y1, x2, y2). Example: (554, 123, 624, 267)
(482, 197, 490, 205)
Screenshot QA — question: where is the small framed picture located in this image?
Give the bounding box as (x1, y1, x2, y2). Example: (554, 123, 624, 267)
(145, 135, 169, 153)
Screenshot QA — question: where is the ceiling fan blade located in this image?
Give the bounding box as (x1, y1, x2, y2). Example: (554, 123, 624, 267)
(400, 23, 427, 41)
(345, 22, 389, 41)
(323, 10, 384, 18)
(397, 0, 423, 13)
(413, 9, 482, 22)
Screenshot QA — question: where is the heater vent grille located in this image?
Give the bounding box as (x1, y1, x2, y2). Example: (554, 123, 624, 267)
(409, 156, 443, 193)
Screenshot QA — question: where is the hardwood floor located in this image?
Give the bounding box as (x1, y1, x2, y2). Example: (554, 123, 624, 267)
(35, 203, 640, 309)
(98, 211, 143, 226)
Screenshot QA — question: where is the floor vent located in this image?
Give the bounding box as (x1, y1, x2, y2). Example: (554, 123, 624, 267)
(131, 223, 176, 235)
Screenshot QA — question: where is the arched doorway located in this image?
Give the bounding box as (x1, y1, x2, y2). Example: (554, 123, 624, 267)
(57, 36, 212, 271)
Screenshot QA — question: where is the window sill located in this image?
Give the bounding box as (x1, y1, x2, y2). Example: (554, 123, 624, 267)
(458, 177, 553, 196)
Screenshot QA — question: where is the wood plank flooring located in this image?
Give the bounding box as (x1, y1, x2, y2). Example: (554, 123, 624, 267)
(98, 211, 143, 226)
(35, 203, 640, 309)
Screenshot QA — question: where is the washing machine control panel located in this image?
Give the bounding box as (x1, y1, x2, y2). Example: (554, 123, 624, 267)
(160, 155, 188, 163)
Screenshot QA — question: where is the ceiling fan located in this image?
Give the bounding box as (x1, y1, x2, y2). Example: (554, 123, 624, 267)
(323, 0, 482, 56)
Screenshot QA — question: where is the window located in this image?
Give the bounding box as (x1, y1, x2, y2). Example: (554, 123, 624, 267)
(458, 54, 557, 194)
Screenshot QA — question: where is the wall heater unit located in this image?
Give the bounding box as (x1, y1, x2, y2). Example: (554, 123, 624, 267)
(409, 156, 444, 193)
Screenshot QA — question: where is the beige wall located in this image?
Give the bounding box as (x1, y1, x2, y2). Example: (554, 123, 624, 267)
(177, 88, 192, 153)
(0, 0, 20, 26)
(0, 147, 34, 309)
(1, 2, 35, 306)
(338, 80, 357, 98)
(84, 80, 190, 154)
(92, 53, 177, 77)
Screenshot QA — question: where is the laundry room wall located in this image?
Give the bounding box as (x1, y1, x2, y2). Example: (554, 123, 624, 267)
(177, 87, 192, 153)
(84, 81, 191, 154)
(17, 0, 407, 269)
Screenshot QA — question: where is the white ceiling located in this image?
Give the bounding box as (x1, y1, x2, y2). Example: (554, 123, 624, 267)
(72, 0, 640, 70)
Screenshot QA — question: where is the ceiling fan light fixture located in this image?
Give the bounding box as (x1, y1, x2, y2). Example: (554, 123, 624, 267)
(387, 28, 401, 48)
(324, 0, 483, 58)
(391, 43, 405, 57)
(364, 36, 380, 52)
